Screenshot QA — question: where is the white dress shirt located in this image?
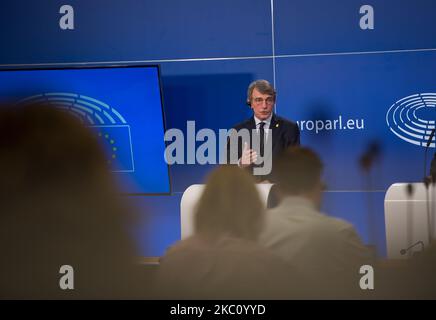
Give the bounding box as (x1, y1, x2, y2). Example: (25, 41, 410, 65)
(260, 196, 373, 279)
(254, 114, 272, 140)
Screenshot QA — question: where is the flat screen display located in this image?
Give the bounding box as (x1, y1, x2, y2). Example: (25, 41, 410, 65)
(0, 65, 171, 194)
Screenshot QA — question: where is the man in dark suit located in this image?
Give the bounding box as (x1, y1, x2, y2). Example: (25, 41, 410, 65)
(226, 80, 300, 182)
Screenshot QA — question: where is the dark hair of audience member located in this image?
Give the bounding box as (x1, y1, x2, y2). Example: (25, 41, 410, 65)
(194, 165, 264, 241)
(0, 103, 143, 299)
(274, 147, 324, 195)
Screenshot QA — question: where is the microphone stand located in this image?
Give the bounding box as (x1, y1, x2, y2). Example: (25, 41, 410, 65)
(431, 153, 436, 243)
(400, 240, 425, 256)
(405, 183, 414, 258)
(423, 129, 435, 243)
(359, 141, 381, 250)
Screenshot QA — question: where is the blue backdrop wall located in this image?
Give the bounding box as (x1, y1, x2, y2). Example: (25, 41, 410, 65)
(1, 0, 435, 257)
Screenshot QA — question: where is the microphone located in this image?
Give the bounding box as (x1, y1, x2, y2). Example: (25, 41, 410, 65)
(426, 128, 435, 148)
(424, 128, 435, 183)
(359, 141, 381, 172)
(406, 183, 414, 197)
(400, 241, 425, 256)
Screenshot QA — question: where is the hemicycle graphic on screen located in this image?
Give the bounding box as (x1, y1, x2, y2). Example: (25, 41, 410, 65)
(20, 92, 135, 172)
(386, 93, 436, 148)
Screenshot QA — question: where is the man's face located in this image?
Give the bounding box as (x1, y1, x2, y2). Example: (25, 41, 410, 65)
(250, 88, 274, 120)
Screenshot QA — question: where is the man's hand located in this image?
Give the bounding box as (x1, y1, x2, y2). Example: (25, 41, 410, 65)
(240, 142, 257, 168)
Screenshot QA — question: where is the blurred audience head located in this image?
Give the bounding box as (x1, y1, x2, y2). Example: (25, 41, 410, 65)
(0, 102, 137, 299)
(194, 165, 264, 241)
(155, 164, 295, 299)
(274, 147, 324, 208)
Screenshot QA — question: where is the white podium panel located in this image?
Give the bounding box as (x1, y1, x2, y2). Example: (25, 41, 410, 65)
(180, 184, 275, 239)
(385, 183, 435, 259)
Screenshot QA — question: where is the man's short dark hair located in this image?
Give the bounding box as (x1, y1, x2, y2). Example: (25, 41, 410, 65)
(246, 79, 276, 105)
(274, 147, 323, 195)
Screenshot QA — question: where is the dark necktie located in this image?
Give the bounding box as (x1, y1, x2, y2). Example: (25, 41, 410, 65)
(259, 122, 265, 157)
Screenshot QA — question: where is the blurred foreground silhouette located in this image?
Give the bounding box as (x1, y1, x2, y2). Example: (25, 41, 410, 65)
(0, 103, 146, 299)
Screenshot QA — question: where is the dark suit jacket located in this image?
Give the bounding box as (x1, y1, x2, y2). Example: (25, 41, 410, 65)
(226, 114, 300, 182)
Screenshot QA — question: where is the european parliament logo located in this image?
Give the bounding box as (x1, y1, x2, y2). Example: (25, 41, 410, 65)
(386, 93, 436, 148)
(21, 92, 135, 172)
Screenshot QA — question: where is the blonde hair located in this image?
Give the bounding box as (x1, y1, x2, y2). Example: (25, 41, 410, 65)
(194, 165, 264, 241)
